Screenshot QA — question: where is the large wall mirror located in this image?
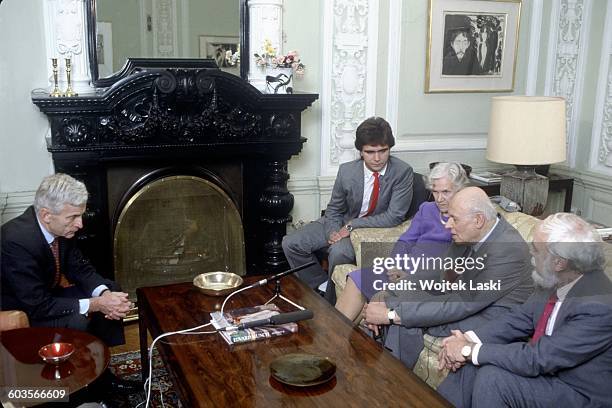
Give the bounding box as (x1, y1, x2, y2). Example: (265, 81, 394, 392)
(86, 0, 249, 87)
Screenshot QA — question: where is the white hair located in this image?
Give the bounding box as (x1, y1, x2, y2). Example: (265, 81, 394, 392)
(426, 162, 469, 191)
(466, 193, 497, 222)
(34, 173, 88, 214)
(539, 213, 605, 274)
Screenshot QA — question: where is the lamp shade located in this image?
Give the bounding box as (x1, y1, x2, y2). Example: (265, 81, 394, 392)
(486, 96, 567, 165)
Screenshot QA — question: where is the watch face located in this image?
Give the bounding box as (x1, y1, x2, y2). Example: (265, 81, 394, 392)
(461, 345, 471, 357)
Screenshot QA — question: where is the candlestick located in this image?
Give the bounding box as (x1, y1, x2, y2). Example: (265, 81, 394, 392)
(49, 58, 63, 97)
(64, 58, 78, 97)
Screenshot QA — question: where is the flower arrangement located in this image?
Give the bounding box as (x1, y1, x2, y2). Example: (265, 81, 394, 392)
(254, 39, 305, 76)
(225, 45, 240, 66)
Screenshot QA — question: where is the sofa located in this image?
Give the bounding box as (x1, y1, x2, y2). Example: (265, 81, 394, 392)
(331, 206, 612, 389)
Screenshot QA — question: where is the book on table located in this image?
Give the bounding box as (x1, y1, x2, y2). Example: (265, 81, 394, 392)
(470, 171, 503, 183)
(210, 303, 298, 345)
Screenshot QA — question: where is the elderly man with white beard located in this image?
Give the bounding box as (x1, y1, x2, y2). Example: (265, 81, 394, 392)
(436, 213, 612, 408)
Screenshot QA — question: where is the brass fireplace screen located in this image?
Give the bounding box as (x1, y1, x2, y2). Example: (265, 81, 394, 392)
(113, 175, 245, 300)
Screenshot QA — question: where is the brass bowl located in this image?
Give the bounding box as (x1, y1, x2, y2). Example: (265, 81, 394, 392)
(38, 342, 75, 365)
(193, 272, 243, 296)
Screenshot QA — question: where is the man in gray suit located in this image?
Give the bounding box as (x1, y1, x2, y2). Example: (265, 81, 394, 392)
(363, 187, 533, 368)
(282, 117, 413, 303)
(437, 213, 612, 407)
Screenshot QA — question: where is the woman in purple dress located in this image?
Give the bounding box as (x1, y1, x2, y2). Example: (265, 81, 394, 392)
(335, 162, 469, 321)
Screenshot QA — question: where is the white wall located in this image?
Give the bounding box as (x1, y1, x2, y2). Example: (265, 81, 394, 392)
(0, 0, 53, 222)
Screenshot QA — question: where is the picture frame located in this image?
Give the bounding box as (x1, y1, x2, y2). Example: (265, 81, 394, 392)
(425, 0, 522, 93)
(199, 35, 239, 73)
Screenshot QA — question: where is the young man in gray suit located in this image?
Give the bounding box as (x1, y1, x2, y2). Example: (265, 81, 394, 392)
(437, 213, 612, 407)
(363, 187, 533, 368)
(282, 117, 414, 303)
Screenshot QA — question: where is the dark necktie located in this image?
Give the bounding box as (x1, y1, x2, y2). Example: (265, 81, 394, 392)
(364, 172, 380, 217)
(530, 292, 558, 344)
(50, 239, 71, 288)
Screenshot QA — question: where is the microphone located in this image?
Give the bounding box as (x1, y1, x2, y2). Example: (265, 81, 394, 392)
(219, 309, 313, 331)
(241, 261, 317, 290)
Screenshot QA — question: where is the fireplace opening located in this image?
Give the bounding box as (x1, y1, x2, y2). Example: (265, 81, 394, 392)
(113, 175, 245, 300)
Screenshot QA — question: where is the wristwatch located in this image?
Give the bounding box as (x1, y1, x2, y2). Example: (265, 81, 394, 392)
(344, 224, 354, 233)
(387, 308, 397, 325)
(461, 344, 472, 359)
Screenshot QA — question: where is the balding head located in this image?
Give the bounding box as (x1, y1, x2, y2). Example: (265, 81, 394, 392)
(445, 187, 497, 243)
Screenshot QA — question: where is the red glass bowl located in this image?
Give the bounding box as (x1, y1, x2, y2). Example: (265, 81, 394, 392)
(38, 342, 75, 364)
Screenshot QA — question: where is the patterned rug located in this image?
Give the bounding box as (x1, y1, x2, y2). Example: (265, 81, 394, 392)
(108, 350, 183, 408)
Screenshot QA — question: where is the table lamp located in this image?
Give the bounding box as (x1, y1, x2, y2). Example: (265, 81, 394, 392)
(486, 96, 566, 216)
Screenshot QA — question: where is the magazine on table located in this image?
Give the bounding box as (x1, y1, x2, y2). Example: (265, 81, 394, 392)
(470, 171, 503, 183)
(210, 303, 298, 345)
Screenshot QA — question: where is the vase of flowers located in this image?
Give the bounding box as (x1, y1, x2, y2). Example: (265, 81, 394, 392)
(254, 39, 305, 94)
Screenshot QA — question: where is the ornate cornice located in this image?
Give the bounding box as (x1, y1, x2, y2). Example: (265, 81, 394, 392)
(31, 64, 317, 155)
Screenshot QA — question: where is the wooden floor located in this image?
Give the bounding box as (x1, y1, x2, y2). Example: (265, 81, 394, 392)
(109, 320, 145, 354)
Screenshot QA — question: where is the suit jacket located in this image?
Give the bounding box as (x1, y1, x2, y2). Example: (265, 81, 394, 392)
(386, 216, 534, 329)
(1, 206, 113, 321)
(474, 270, 612, 406)
(320, 156, 413, 238)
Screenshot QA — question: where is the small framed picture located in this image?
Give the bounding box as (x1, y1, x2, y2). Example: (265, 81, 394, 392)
(425, 0, 522, 93)
(199, 35, 239, 71)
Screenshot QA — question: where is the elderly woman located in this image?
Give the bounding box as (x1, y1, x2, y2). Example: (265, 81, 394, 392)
(335, 162, 469, 321)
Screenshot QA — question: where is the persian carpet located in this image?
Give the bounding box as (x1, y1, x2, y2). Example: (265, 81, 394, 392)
(107, 350, 182, 408)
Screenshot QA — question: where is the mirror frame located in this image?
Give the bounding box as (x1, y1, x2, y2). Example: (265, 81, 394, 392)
(86, 0, 249, 87)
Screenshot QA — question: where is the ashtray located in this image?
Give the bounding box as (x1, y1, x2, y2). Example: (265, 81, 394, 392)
(38, 342, 75, 364)
(270, 353, 336, 387)
(193, 272, 243, 296)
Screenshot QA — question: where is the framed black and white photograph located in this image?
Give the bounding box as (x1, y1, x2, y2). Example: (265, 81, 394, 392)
(199, 35, 239, 73)
(425, 0, 521, 93)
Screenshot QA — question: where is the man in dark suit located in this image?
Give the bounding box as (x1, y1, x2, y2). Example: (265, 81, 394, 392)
(1, 174, 139, 393)
(363, 187, 533, 368)
(437, 213, 612, 407)
(282, 117, 413, 303)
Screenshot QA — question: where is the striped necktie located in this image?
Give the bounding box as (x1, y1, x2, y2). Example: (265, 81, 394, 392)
(50, 239, 71, 288)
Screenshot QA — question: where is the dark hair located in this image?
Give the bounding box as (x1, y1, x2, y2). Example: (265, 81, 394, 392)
(354, 116, 395, 150)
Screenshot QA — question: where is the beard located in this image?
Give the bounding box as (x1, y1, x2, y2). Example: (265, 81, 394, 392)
(531, 256, 559, 289)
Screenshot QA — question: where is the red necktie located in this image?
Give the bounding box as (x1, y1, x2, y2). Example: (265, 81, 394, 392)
(50, 239, 71, 288)
(50, 239, 61, 288)
(364, 172, 380, 217)
(530, 292, 558, 344)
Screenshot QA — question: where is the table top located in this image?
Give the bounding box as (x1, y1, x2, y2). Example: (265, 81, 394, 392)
(137, 276, 451, 407)
(0, 327, 110, 406)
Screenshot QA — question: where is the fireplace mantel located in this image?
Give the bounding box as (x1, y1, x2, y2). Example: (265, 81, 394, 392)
(32, 59, 318, 278)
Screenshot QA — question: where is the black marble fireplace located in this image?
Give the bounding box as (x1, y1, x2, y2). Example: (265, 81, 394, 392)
(32, 59, 318, 281)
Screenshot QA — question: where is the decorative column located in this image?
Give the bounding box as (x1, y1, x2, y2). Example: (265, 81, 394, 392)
(248, 0, 283, 92)
(43, 0, 92, 92)
(259, 160, 294, 273)
(320, 0, 379, 176)
(545, 0, 592, 167)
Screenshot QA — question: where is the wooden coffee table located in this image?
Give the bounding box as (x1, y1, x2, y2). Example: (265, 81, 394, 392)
(0, 327, 110, 407)
(137, 276, 451, 407)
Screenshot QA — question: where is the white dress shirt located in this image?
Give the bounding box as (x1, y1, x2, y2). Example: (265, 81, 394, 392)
(467, 275, 583, 365)
(358, 163, 387, 217)
(37, 217, 108, 314)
